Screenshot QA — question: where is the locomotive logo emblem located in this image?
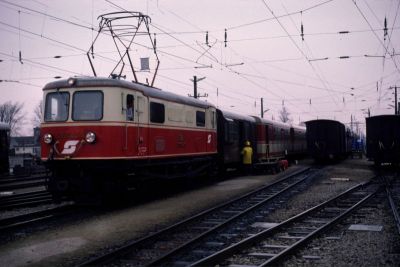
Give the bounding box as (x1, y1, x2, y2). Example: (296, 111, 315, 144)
(61, 140, 80, 154)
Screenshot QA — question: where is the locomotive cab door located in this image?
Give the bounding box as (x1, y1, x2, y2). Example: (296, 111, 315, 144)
(136, 95, 148, 156)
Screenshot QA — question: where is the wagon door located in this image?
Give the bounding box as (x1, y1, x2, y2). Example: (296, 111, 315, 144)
(136, 95, 148, 156)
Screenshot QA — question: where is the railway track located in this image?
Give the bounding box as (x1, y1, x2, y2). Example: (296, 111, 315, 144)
(0, 190, 54, 210)
(81, 167, 320, 266)
(0, 174, 48, 191)
(385, 176, 400, 236)
(190, 181, 380, 267)
(0, 204, 76, 232)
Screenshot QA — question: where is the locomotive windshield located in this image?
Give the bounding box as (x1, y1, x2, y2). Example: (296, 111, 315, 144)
(44, 92, 70, 122)
(72, 91, 103, 121)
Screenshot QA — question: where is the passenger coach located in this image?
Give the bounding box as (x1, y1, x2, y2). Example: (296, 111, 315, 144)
(41, 77, 217, 199)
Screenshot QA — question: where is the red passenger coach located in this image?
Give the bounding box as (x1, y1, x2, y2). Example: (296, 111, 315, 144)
(254, 117, 291, 161)
(41, 77, 217, 199)
(253, 117, 306, 166)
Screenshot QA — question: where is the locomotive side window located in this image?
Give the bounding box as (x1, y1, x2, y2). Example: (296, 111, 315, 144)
(196, 111, 205, 127)
(126, 94, 134, 121)
(44, 92, 70, 122)
(211, 111, 216, 128)
(72, 91, 103, 121)
(150, 102, 165, 123)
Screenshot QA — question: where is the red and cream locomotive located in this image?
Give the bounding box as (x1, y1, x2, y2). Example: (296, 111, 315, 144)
(41, 77, 217, 199)
(41, 77, 306, 200)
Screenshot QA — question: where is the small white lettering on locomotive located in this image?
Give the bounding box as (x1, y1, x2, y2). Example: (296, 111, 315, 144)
(61, 140, 80, 155)
(207, 134, 212, 144)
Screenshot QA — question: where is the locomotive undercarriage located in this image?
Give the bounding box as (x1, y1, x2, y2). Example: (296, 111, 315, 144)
(46, 155, 217, 202)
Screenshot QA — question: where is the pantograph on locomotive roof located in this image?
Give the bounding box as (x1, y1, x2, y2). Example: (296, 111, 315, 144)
(87, 11, 160, 86)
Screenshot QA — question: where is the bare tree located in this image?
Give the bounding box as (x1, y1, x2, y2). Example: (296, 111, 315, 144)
(279, 106, 292, 123)
(0, 101, 25, 136)
(32, 100, 43, 128)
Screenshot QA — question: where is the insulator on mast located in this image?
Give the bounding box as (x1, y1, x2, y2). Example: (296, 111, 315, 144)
(154, 33, 157, 52)
(384, 17, 388, 40)
(224, 29, 227, 47)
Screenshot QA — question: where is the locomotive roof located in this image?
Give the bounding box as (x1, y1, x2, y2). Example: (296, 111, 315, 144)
(43, 77, 215, 109)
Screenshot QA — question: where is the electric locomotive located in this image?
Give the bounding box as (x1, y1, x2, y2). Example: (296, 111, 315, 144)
(41, 77, 217, 199)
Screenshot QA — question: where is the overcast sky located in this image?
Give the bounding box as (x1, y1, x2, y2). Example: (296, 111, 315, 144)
(0, 0, 399, 135)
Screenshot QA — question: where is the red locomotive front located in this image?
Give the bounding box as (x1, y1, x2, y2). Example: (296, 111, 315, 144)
(40, 77, 218, 200)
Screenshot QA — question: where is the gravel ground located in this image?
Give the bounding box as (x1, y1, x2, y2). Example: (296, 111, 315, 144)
(266, 160, 375, 223)
(0, 163, 305, 267)
(1, 158, 398, 267)
(261, 159, 400, 266)
(282, 196, 400, 266)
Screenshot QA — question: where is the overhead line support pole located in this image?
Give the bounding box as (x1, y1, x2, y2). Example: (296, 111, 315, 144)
(395, 86, 398, 115)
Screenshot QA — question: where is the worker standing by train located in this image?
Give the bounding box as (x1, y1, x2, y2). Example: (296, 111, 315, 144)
(241, 140, 253, 175)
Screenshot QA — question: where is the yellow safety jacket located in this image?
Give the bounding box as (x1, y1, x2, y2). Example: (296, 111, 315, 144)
(242, 146, 253, 165)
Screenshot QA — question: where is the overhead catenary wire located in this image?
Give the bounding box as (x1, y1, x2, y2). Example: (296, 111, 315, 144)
(260, 0, 340, 108)
(0, 0, 398, 123)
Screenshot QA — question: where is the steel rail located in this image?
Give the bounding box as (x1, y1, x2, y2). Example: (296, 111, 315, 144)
(386, 182, 400, 235)
(80, 167, 312, 266)
(0, 204, 76, 232)
(192, 181, 379, 267)
(0, 178, 47, 191)
(0, 190, 53, 210)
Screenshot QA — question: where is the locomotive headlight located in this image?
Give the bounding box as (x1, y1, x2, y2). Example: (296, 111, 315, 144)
(43, 133, 53, 144)
(85, 131, 96, 143)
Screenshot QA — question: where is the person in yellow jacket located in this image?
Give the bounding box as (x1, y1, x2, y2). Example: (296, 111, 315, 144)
(241, 140, 253, 175)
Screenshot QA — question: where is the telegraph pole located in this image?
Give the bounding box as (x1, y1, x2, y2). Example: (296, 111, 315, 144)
(395, 85, 398, 115)
(189, 75, 207, 99)
(389, 86, 398, 115)
(260, 98, 269, 118)
(261, 98, 264, 118)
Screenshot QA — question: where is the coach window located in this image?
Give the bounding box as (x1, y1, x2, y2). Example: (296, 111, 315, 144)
(150, 102, 165, 123)
(44, 92, 70, 122)
(72, 91, 103, 121)
(196, 111, 205, 127)
(225, 120, 238, 143)
(126, 94, 134, 121)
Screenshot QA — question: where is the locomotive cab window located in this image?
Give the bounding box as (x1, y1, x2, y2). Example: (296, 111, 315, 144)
(72, 91, 103, 121)
(196, 111, 205, 127)
(150, 102, 165, 123)
(44, 92, 70, 122)
(126, 94, 134, 121)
